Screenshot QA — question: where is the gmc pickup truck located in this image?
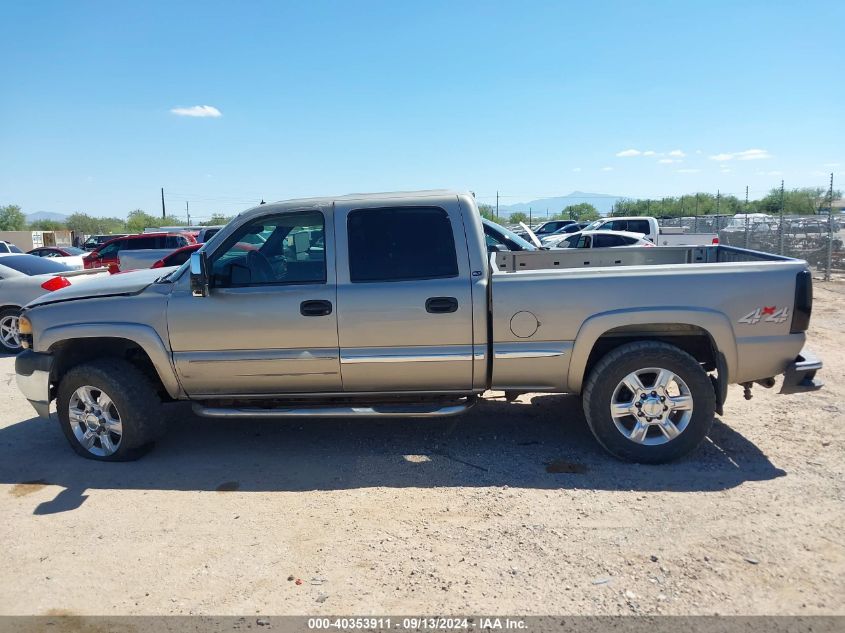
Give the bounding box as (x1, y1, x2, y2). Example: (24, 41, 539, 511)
(14, 190, 822, 463)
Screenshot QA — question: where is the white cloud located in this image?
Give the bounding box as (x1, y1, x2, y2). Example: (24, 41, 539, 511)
(658, 158, 680, 164)
(643, 150, 656, 156)
(709, 148, 771, 161)
(675, 168, 701, 173)
(823, 162, 841, 168)
(721, 168, 732, 174)
(572, 167, 582, 172)
(170, 105, 222, 118)
(735, 149, 771, 160)
(668, 149, 686, 157)
(615, 149, 641, 157)
(601, 166, 614, 171)
(695, 149, 703, 155)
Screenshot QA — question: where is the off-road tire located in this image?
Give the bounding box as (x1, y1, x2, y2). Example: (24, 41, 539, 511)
(57, 358, 165, 461)
(582, 341, 715, 464)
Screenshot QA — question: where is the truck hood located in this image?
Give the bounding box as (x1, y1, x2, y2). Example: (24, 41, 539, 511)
(27, 267, 173, 307)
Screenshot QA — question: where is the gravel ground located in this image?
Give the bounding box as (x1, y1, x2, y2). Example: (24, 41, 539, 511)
(0, 281, 843, 616)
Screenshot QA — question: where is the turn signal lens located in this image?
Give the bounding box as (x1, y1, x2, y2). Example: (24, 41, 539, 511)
(18, 316, 32, 335)
(41, 276, 72, 292)
(712, 237, 720, 244)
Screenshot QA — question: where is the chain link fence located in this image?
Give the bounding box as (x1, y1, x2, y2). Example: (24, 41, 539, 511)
(658, 214, 843, 279)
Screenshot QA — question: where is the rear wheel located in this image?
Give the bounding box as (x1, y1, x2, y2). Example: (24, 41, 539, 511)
(582, 341, 715, 463)
(0, 307, 22, 354)
(57, 358, 164, 461)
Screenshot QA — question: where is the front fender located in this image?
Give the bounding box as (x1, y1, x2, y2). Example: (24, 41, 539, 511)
(566, 307, 737, 393)
(39, 322, 182, 399)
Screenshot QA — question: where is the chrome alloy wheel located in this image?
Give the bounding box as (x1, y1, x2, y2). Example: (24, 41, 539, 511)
(0, 314, 21, 350)
(610, 367, 694, 445)
(68, 386, 123, 456)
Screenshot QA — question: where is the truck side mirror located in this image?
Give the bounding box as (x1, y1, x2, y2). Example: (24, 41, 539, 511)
(190, 251, 209, 297)
(487, 243, 508, 253)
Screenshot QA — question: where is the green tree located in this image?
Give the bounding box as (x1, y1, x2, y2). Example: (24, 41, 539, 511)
(125, 209, 160, 233)
(66, 212, 126, 235)
(201, 213, 233, 226)
(755, 187, 843, 215)
(562, 203, 600, 221)
(29, 219, 68, 231)
(509, 211, 529, 224)
(0, 204, 27, 231)
(477, 204, 496, 222)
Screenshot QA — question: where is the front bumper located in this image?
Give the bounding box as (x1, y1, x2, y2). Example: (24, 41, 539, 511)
(15, 350, 54, 418)
(780, 348, 823, 394)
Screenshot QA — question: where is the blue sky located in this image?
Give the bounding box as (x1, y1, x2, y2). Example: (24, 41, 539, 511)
(1, 0, 843, 220)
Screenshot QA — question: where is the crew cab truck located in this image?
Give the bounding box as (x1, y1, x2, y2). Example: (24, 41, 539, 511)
(15, 190, 822, 463)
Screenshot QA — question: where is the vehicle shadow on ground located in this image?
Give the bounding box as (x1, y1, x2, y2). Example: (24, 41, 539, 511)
(0, 392, 786, 514)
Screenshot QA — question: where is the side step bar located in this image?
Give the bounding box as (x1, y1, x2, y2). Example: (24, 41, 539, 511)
(192, 397, 476, 419)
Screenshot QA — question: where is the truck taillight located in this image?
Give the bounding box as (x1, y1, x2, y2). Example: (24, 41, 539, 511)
(711, 237, 719, 244)
(41, 276, 71, 292)
(790, 270, 812, 333)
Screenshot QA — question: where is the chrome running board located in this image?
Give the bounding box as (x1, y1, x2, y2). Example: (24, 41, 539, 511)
(192, 397, 476, 419)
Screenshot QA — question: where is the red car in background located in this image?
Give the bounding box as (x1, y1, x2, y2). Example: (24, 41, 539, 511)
(151, 243, 202, 268)
(83, 233, 196, 272)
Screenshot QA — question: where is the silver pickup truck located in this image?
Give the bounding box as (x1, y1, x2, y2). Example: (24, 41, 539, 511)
(14, 190, 822, 463)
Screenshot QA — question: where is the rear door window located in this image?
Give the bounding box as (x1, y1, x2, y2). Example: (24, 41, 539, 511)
(347, 207, 458, 282)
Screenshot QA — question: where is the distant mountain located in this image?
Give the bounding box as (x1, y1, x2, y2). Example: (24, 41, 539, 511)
(26, 211, 70, 223)
(498, 191, 628, 216)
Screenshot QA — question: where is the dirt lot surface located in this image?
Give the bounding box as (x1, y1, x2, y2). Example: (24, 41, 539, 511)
(0, 282, 843, 617)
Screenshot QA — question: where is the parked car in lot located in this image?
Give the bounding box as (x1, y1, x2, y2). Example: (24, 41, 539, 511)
(567, 216, 720, 247)
(83, 233, 196, 272)
(151, 243, 202, 268)
(15, 190, 821, 464)
(482, 218, 537, 252)
(514, 219, 576, 240)
(197, 225, 225, 243)
(0, 240, 25, 255)
(27, 246, 87, 270)
(0, 255, 106, 353)
(81, 234, 129, 251)
(552, 230, 655, 249)
(538, 222, 592, 245)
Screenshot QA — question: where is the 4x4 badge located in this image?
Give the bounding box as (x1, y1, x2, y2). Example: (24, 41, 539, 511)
(738, 306, 790, 324)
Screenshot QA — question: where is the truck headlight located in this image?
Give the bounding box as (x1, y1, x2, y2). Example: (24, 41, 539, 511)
(18, 315, 32, 349)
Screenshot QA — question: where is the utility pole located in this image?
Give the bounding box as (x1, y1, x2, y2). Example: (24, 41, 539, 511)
(779, 180, 785, 255)
(160, 188, 166, 219)
(744, 185, 750, 249)
(496, 191, 499, 223)
(825, 173, 834, 281)
(186, 201, 191, 226)
(716, 189, 721, 215)
(529, 207, 532, 227)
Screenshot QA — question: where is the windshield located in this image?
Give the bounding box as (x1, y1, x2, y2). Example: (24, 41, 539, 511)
(0, 254, 73, 275)
(582, 220, 603, 231)
(62, 246, 86, 255)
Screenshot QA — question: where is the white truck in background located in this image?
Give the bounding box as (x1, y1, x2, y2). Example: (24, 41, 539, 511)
(579, 217, 719, 247)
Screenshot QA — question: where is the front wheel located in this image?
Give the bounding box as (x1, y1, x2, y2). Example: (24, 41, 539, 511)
(57, 358, 165, 461)
(582, 341, 715, 464)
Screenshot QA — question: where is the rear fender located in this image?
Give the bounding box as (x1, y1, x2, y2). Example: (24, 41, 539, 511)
(567, 307, 736, 393)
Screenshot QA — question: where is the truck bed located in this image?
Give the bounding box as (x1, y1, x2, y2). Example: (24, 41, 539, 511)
(494, 244, 790, 273)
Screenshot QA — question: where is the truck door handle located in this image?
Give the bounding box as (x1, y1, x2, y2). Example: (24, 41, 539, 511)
(300, 300, 333, 317)
(425, 297, 458, 314)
